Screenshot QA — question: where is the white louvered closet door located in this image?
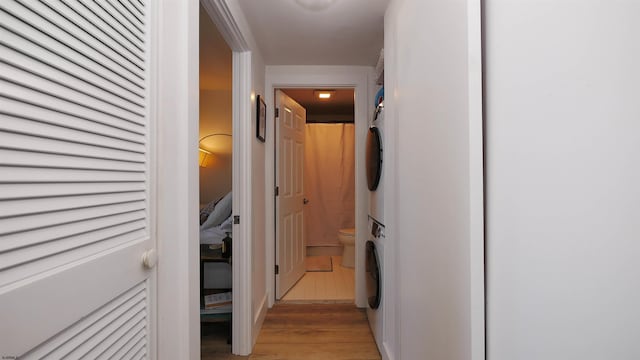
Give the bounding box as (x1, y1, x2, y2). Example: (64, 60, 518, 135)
(0, 0, 155, 359)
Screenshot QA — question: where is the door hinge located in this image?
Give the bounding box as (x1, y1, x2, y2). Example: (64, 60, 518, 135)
(275, 186, 279, 196)
(275, 265, 279, 275)
(233, 215, 240, 224)
(275, 107, 279, 118)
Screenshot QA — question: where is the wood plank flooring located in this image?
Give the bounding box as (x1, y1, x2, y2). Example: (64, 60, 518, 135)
(282, 256, 354, 302)
(250, 304, 380, 360)
(201, 304, 380, 360)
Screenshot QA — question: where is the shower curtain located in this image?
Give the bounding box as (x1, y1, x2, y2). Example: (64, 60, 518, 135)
(304, 123, 355, 247)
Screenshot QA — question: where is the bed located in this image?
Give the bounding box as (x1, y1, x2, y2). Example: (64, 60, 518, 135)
(200, 191, 232, 289)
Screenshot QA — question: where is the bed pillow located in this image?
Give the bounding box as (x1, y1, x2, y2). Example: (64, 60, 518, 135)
(200, 197, 221, 225)
(200, 191, 232, 230)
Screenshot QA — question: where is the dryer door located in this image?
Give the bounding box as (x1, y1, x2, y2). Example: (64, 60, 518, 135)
(366, 127, 383, 191)
(365, 240, 381, 309)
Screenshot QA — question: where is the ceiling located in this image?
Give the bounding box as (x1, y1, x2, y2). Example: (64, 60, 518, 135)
(281, 88, 354, 122)
(237, 0, 388, 66)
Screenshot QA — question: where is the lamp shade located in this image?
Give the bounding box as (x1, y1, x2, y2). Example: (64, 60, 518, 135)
(199, 133, 231, 168)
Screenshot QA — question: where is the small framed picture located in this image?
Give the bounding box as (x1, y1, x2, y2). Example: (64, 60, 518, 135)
(257, 95, 266, 142)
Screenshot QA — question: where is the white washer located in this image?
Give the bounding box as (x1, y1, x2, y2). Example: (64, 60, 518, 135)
(366, 216, 385, 349)
(369, 103, 385, 224)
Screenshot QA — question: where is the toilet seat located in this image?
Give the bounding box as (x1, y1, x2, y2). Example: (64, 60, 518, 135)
(338, 228, 355, 236)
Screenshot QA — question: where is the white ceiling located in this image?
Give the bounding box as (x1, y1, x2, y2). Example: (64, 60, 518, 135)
(237, 0, 388, 66)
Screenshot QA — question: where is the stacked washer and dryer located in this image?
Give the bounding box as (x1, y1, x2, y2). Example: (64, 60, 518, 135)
(365, 86, 386, 353)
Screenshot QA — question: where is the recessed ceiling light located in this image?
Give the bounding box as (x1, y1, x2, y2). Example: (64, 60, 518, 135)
(314, 90, 335, 100)
(294, 0, 338, 11)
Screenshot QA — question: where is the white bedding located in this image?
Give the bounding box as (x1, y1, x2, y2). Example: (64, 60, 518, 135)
(200, 215, 232, 245)
(199, 193, 233, 289)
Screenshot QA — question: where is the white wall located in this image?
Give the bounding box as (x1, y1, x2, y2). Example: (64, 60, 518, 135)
(199, 89, 232, 204)
(485, 2, 640, 359)
(384, 0, 484, 359)
(249, 46, 267, 346)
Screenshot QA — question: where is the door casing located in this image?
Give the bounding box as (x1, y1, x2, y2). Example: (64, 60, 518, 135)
(265, 66, 374, 308)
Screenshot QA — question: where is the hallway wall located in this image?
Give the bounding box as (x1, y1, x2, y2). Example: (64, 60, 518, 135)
(384, 0, 484, 359)
(485, 1, 640, 359)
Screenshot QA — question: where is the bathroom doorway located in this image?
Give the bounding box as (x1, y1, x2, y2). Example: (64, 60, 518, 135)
(276, 88, 356, 302)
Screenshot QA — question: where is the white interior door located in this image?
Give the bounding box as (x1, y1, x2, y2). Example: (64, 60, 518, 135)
(275, 90, 306, 299)
(0, 1, 156, 358)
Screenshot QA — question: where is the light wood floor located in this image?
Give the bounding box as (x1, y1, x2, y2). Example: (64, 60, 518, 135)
(282, 256, 355, 302)
(250, 304, 380, 360)
(201, 304, 380, 360)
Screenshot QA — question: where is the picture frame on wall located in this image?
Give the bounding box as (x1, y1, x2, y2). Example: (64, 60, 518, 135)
(257, 95, 266, 142)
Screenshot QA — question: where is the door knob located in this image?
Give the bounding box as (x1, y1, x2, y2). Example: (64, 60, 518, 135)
(303, 198, 309, 205)
(142, 249, 157, 269)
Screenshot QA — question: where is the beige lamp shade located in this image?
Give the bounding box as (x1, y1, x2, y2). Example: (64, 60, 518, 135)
(199, 133, 231, 168)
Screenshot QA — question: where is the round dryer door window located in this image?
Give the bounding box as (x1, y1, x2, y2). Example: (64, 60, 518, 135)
(366, 127, 382, 191)
(365, 240, 381, 309)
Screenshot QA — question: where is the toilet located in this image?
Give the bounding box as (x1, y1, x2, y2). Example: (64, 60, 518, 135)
(338, 228, 356, 268)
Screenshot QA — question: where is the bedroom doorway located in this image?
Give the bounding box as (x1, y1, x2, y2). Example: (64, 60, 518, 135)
(275, 88, 357, 302)
(199, 4, 234, 356)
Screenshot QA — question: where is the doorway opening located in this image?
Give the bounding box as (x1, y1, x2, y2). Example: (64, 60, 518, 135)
(198, 4, 234, 356)
(275, 88, 356, 302)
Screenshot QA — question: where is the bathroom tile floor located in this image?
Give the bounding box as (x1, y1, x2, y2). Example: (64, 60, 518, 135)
(281, 256, 355, 302)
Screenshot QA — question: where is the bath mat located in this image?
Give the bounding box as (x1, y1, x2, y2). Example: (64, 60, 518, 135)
(305, 256, 333, 272)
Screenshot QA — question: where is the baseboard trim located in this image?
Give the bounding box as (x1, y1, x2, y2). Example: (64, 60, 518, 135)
(251, 293, 268, 349)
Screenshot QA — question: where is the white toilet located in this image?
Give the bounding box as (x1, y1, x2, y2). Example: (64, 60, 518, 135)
(338, 228, 356, 268)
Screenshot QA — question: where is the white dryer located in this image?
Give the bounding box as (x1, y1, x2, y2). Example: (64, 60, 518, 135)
(366, 216, 385, 349)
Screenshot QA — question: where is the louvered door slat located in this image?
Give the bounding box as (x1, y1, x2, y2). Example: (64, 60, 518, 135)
(77, 0, 145, 45)
(108, 329, 146, 360)
(54, 0, 144, 61)
(128, 0, 145, 16)
(0, 6, 145, 91)
(21, 282, 147, 360)
(104, 0, 144, 31)
(51, 295, 146, 358)
(0, 0, 153, 356)
(0, 62, 145, 124)
(0, 149, 146, 172)
(69, 309, 147, 359)
(0, 192, 145, 218)
(1, 45, 144, 116)
(0, 203, 145, 237)
(0, 182, 146, 200)
(1, 80, 145, 134)
(98, 320, 146, 360)
(0, 34, 144, 107)
(0, 98, 145, 144)
(119, 0, 145, 22)
(0, 115, 146, 154)
(0, 217, 147, 263)
(14, 0, 146, 77)
(44, 0, 145, 65)
(0, 222, 146, 273)
(0, 132, 145, 164)
(0, 18, 145, 99)
(0, 166, 145, 183)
